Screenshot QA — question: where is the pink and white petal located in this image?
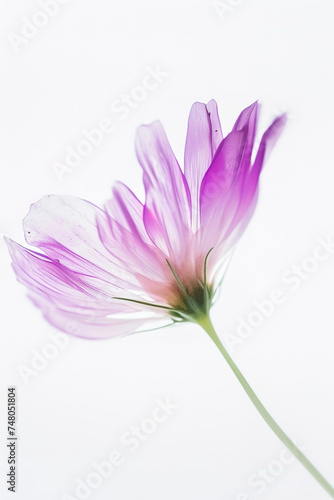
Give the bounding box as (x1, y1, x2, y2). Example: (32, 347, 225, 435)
(232, 101, 258, 168)
(105, 182, 150, 244)
(184, 100, 223, 229)
(23, 194, 138, 291)
(198, 155, 259, 257)
(206, 99, 224, 152)
(142, 190, 192, 259)
(232, 101, 258, 132)
(226, 113, 287, 241)
(222, 112, 286, 242)
(199, 128, 248, 234)
(28, 292, 153, 340)
(6, 238, 133, 314)
(199, 107, 285, 253)
(233, 113, 287, 229)
(199, 113, 287, 260)
(135, 121, 191, 256)
(98, 210, 193, 306)
(96, 209, 168, 283)
(252, 113, 287, 181)
(104, 182, 168, 278)
(217, 185, 259, 257)
(6, 238, 166, 339)
(196, 184, 259, 289)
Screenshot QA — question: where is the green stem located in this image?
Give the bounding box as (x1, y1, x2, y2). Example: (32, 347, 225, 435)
(198, 315, 334, 498)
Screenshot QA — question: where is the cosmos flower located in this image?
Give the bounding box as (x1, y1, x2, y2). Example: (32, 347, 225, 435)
(6, 100, 334, 497)
(6, 100, 286, 339)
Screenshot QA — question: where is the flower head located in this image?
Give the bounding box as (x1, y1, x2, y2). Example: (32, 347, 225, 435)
(6, 100, 286, 339)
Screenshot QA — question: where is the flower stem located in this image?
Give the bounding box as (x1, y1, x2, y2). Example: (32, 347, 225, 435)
(198, 315, 334, 498)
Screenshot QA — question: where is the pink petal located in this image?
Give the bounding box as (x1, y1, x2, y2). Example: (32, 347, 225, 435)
(232, 101, 258, 168)
(105, 182, 148, 242)
(135, 121, 191, 257)
(29, 293, 150, 340)
(6, 238, 160, 339)
(232, 113, 288, 230)
(199, 128, 248, 232)
(198, 107, 286, 259)
(184, 100, 223, 229)
(6, 238, 130, 313)
(96, 206, 168, 284)
(252, 113, 287, 181)
(23, 194, 139, 291)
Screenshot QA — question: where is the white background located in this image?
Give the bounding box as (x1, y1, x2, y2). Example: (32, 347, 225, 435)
(1, 0, 334, 499)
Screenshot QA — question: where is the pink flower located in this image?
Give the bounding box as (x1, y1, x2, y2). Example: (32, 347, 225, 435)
(6, 100, 286, 339)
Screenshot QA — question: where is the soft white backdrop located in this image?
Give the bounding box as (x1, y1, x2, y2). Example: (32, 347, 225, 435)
(1, 0, 334, 499)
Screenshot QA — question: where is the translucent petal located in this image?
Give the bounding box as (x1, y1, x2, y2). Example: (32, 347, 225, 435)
(136, 121, 191, 256)
(184, 100, 223, 229)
